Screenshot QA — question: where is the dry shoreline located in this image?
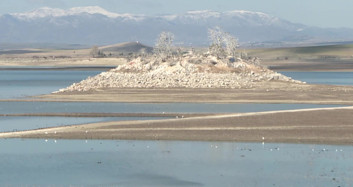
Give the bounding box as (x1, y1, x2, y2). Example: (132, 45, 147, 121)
(1, 106, 353, 145)
(39, 83, 353, 105)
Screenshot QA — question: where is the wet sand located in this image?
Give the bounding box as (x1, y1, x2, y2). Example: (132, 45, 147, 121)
(1, 106, 353, 145)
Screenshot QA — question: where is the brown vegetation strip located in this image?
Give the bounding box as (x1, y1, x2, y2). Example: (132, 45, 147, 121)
(1, 107, 353, 145)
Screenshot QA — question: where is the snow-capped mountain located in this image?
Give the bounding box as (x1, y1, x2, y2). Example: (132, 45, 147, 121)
(11, 6, 143, 20)
(1, 6, 353, 46)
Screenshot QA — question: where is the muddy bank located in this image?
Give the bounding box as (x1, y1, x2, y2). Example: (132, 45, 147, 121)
(40, 83, 353, 105)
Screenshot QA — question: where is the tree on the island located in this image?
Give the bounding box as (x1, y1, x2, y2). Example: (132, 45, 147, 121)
(223, 32, 238, 57)
(208, 27, 238, 58)
(154, 31, 175, 59)
(208, 27, 225, 58)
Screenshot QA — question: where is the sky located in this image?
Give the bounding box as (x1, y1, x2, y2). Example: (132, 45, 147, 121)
(0, 0, 352, 28)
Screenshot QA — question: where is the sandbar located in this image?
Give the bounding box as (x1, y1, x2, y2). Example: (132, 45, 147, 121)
(1, 106, 353, 145)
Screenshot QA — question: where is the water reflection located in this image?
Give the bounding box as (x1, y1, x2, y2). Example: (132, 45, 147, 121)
(1, 139, 352, 186)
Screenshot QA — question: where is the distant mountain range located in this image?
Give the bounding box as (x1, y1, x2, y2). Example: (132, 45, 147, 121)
(1, 6, 353, 47)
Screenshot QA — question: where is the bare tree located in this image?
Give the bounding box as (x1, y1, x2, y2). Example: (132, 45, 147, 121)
(208, 27, 225, 58)
(208, 27, 238, 58)
(223, 32, 238, 57)
(154, 31, 175, 59)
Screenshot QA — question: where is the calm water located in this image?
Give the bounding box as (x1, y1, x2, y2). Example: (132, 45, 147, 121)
(0, 70, 352, 186)
(0, 70, 101, 99)
(0, 101, 340, 132)
(0, 116, 167, 132)
(281, 71, 353, 85)
(1, 139, 352, 186)
(0, 101, 342, 114)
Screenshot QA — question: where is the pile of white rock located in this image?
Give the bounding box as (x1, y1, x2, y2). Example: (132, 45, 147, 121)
(56, 54, 302, 92)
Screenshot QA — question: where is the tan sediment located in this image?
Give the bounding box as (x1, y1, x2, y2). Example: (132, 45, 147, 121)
(1, 106, 353, 145)
(38, 83, 353, 105)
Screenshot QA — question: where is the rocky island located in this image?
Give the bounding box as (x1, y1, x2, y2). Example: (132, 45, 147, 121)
(56, 54, 302, 92)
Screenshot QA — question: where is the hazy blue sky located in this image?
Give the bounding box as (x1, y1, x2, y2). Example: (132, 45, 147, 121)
(0, 0, 352, 28)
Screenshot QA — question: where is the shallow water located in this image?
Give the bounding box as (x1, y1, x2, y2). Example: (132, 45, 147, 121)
(0, 101, 342, 114)
(0, 70, 102, 99)
(281, 71, 353, 85)
(0, 101, 342, 132)
(1, 139, 352, 186)
(1, 70, 353, 186)
(0, 116, 167, 132)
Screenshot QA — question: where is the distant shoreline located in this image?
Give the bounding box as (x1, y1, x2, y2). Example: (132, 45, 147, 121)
(1, 64, 353, 72)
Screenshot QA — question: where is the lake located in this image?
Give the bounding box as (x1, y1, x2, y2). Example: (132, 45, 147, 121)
(1, 139, 352, 186)
(0, 70, 346, 131)
(0, 70, 102, 99)
(1, 69, 352, 186)
(281, 71, 353, 85)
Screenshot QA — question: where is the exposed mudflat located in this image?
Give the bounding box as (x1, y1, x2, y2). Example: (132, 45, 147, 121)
(42, 82, 353, 105)
(2, 107, 353, 145)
